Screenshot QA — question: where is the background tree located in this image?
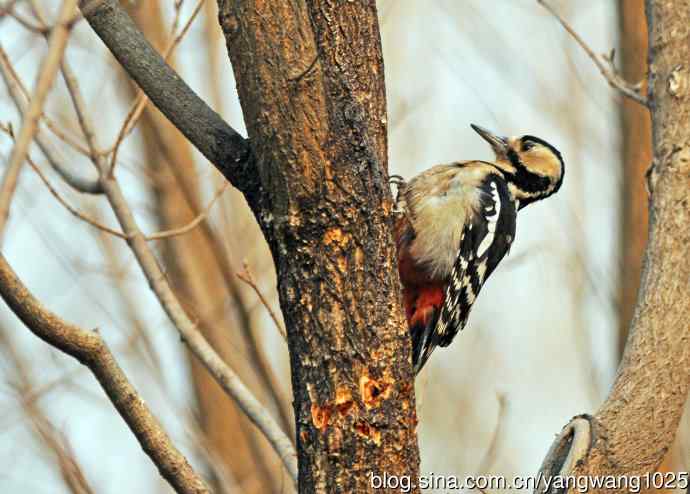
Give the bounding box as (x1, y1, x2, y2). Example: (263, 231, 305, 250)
(617, 0, 652, 357)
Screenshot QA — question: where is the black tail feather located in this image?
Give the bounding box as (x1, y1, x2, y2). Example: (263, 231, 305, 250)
(411, 308, 441, 375)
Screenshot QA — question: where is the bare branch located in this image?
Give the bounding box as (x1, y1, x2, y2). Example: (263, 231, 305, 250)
(20, 7, 296, 477)
(108, 0, 205, 177)
(537, 0, 649, 107)
(0, 253, 211, 494)
(144, 183, 229, 241)
(18, 145, 232, 243)
(237, 261, 288, 343)
(0, 332, 95, 494)
(6, 17, 296, 475)
(3, 3, 48, 33)
(0, 45, 102, 194)
(0, 0, 78, 240)
(147, 120, 296, 445)
(24, 153, 127, 238)
(98, 175, 299, 485)
(535, 3, 690, 489)
(77, 0, 255, 192)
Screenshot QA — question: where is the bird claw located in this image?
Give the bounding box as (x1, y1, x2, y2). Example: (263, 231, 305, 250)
(389, 175, 408, 216)
(389, 174, 406, 188)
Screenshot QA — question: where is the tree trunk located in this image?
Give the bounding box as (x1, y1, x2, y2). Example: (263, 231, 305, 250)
(617, 0, 652, 358)
(536, 2, 690, 492)
(216, 1, 420, 491)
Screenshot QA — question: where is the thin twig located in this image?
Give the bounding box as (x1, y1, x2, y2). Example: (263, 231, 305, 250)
(151, 130, 296, 442)
(0, 45, 103, 193)
(99, 174, 299, 485)
(537, 0, 648, 107)
(237, 261, 288, 342)
(0, 333, 95, 494)
(0, 253, 211, 494)
(18, 0, 295, 479)
(41, 115, 94, 157)
(145, 182, 228, 241)
(94, 224, 166, 384)
(27, 0, 109, 164)
(44, 5, 298, 476)
(0, 38, 93, 158)
(25, 153, 128, 238)
(0, 0, 78, 241)
(24, 0, 106, 31)
(5, 5, 47, 33)
(19, 143, 229, 242)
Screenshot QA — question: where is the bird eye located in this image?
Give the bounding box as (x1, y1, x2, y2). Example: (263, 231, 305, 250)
(522, 141, 535, 152)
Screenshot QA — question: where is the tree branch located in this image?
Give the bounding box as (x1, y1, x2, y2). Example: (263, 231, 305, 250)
(106, 0, 205, 178)
(96, 174, 297, 485)
(0, 330, 96, 494)
(237, 260, 288, 343)
(25, 5, 299, 481)
(0, 0, 78, 241)
(76, 0, 256, 193)
(0, 253, 210, 494)
(538, 0, 649, 107)
(0, 44, 102, 194)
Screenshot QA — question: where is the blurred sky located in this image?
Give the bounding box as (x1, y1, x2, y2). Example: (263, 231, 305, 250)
(0, 1, 630, 492)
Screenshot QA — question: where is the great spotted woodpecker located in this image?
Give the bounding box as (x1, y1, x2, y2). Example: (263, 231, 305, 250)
(393, 125, 565, 373)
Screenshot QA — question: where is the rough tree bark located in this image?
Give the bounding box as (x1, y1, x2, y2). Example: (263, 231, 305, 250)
(216, 1, 420, 491)
(536, 2, 690, 492)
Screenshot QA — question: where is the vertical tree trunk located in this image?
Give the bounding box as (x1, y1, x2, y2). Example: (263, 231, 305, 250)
(216, 1, 420, 491)
(617, 0, 652, 357)
(617, 4, 683, 490)
(537, 2, 690, 491)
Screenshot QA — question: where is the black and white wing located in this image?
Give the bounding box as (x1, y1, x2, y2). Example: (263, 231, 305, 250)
(413, 176, 516, 373)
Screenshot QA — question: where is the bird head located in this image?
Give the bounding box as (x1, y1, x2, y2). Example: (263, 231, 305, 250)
(471, 124, 564, 209)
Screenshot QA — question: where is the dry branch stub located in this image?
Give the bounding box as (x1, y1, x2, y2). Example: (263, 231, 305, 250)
(536, 415, 593, 494)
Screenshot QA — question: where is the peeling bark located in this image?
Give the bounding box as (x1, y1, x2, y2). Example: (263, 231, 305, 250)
(217, 1, 419, 491)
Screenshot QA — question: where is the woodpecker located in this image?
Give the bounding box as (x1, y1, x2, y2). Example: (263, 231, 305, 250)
(393, 124, 564, 373)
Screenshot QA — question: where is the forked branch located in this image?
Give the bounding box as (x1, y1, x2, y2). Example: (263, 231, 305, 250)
(538, 0, 649, 107)
(76, 0, 256, 194)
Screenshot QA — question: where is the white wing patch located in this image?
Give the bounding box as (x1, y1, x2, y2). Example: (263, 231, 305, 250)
(476, 181, 501, 258)
(476, 259, 488, 282)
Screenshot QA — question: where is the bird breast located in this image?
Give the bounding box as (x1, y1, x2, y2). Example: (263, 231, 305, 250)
(404, 163, 495, 279)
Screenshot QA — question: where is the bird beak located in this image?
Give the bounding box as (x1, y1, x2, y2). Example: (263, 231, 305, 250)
(471, 124, 509, 158)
